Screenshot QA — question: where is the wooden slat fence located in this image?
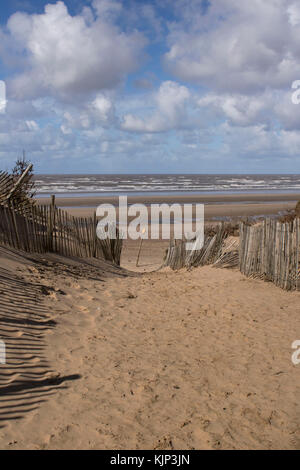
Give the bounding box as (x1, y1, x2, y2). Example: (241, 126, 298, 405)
(164, 218, 299, 291)
(0, 169, 34, 211)
(0, 171, 15, 205)
(0, 203, 122, 265)
(239, 218, 299, 290)
(164, 223, 227, 270)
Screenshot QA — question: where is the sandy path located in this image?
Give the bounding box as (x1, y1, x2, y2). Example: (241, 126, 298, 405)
(0, 253, 299, 449)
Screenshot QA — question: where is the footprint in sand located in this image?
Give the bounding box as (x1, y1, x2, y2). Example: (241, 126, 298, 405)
(78, 306, 89, 313)
(70, 283, 82, 290)
(79, 294, 94, 302)
(153, 435, 174, 450)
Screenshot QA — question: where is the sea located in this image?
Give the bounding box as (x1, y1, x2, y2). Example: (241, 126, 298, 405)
(34, 174, 300, 198)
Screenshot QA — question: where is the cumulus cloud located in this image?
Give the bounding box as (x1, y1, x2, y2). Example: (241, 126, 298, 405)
(92, 0, 122, 20)
(287, 2, 300, 26)
(3, 1, 145, 100)
(60, 93, 116, 134)
(218, 121, 300, 162)
(164, 0, 300, 94)
(1, 0, 300, 172)
(273, 89, 300, 130)
(197, 88, 300, 131)
(197, 92, 273, 127)
(121, 81, 191, 132)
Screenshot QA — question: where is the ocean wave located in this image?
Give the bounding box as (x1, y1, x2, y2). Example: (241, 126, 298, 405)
(34, 174, 300, 195)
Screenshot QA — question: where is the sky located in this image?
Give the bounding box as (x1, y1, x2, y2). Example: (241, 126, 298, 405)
(1, 0, 300, 174)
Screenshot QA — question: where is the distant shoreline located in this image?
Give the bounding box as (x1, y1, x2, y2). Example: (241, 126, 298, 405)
(36, 191, 300, 204)
(36, 192, 300, 220)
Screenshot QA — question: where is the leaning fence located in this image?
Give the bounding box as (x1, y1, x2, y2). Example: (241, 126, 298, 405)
(0, 202, 122, 265)
(163, 223, 228, 270)
(239, 218, 299, 291)
(164, 218, 299, 291)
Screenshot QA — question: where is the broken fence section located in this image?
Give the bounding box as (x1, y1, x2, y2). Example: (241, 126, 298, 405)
(164, 218, 299, 291)
(164, 223, 228, 270)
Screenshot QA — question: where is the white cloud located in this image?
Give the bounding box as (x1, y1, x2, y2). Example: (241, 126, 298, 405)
(92, 0, 122, 20)
(121, 81, 191, 132)
(0, 81, 6, 114)
(197, 92, 272, 127)
(90, 94, 115, 124)
(164, 0, 300, 93)
(287, 2, 300, 26)
(218, 120, 300, 162)
(59, 93, 116, 135)
(197, 88, 300, 131)
(26, 120, 39, 131)
(4, 1, 145, 99)
(1, 0, 300, 172)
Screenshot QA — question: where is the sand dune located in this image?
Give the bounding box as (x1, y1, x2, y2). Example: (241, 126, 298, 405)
(0, 246, 299, 449)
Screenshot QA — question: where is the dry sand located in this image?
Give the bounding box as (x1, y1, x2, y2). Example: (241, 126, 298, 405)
(0, 243, 299, 450)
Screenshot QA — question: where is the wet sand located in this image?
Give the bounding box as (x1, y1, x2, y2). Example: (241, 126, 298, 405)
(37, 192, 300, 220)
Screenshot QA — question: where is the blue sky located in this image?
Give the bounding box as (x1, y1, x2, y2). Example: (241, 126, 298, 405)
(1, 0, 300, 174)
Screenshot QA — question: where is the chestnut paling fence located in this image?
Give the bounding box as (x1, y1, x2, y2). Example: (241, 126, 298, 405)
(0, 201, 123, 266)
(239, 218, 299, 291)
(164, 219, 299, 291)
(0, 182, 299, 290)
(163, 223, 229, 270)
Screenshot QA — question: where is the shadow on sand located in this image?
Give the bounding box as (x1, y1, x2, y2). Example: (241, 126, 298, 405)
(0, 265, 80, 429)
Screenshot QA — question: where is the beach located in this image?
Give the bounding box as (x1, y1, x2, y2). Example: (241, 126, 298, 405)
(2, 0, 300, 452)
(0, 187, 299, 449)
(36, 192, 300, 271)
(37, 192, 300, 220)
(0, 245, 299, 449)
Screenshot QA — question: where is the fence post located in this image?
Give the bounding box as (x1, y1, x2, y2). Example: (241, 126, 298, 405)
(10, 201, 21, 249)
(93, 212, 97, 257)
(47, 195, 55, 251)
